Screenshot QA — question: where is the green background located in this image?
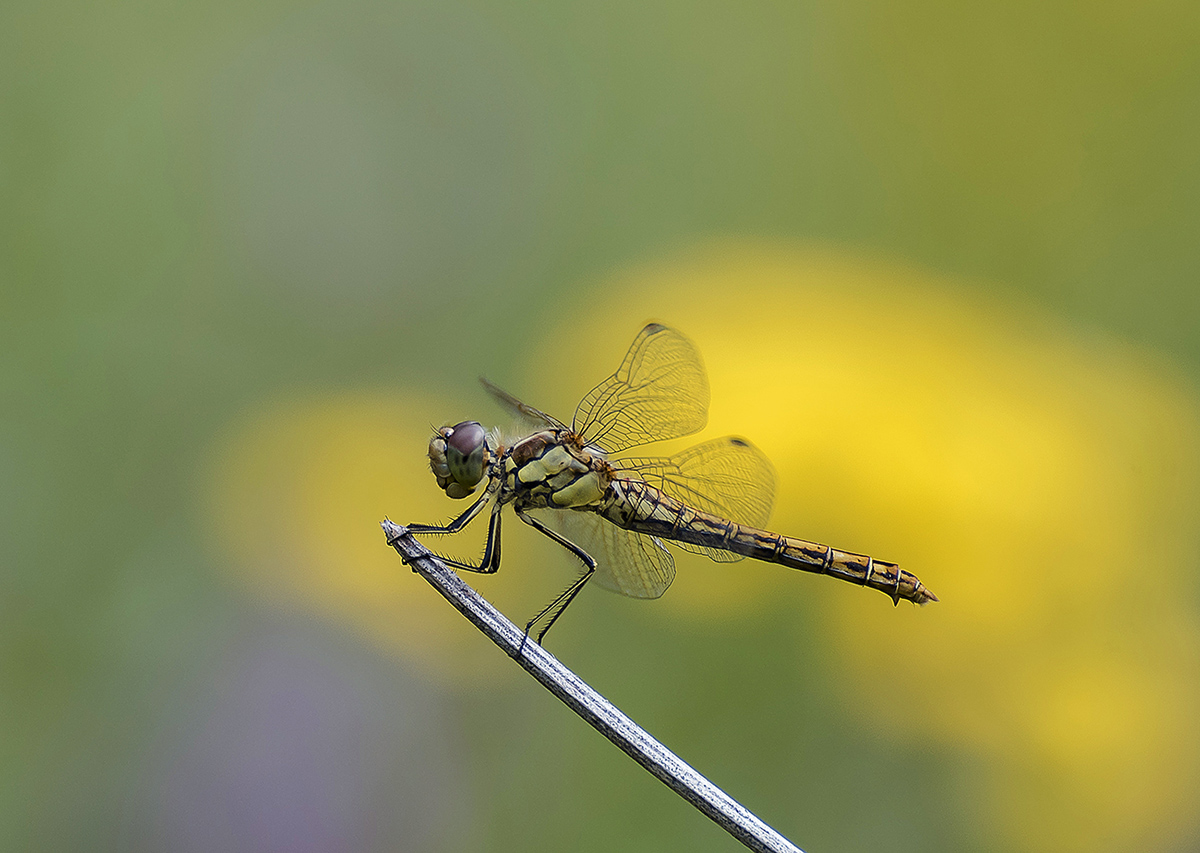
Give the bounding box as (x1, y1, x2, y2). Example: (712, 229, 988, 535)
(4, 1, 1199, 851)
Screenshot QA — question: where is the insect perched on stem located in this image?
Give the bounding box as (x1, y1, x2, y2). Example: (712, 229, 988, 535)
(409, 323, 936, 644)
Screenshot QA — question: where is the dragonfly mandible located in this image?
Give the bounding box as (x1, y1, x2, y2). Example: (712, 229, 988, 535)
(408, 323, 936, 644)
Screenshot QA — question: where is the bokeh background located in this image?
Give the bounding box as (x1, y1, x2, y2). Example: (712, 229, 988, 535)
(4, 1, 1200, 851)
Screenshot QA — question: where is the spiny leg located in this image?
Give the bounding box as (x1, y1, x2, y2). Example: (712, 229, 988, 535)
(407, 486, 493, 535)
(516, 510, 597, 649)
(434, 502, 504, 574)
(407, 486, 504, 574)
(529, 567, 594, 648)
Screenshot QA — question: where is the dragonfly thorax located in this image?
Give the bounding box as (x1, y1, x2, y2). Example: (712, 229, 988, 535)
(428, 420, 495, 498)
(503, 429, 612, 510)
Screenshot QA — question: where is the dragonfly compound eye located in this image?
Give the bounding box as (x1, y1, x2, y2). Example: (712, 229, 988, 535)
(435, 420, 488, 498)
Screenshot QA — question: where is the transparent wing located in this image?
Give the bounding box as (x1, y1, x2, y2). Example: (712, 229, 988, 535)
(553, 510, 677, 599)
(573, 323, 709, 453)
(540, 437, 773, 591)
(480, 377, 568, 432)
(613, 436, 776, 563)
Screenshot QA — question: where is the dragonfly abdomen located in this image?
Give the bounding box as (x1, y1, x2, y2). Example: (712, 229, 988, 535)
(606, 480, 937, 606)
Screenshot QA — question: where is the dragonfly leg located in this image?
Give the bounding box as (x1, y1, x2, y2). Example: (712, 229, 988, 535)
(432, 502, 504, 574)
(516, 510, 597, 648)
(407, 483, 504, 573)
(407, 485, 493, 535)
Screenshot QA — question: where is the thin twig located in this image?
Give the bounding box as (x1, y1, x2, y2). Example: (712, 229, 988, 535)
(382, 519, 804, 853)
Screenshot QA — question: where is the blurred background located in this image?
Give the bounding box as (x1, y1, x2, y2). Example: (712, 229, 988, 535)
(4, 1, 1200, 851)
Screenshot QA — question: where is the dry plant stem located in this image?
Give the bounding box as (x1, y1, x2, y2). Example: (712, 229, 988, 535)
(382, 519, 804, 853)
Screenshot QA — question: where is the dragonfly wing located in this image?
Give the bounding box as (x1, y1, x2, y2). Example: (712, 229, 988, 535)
(553, 509, 676, 598)
(573, 323, 709, 453)
(480, 377, 568, 432)
(614, 436, 776, 563)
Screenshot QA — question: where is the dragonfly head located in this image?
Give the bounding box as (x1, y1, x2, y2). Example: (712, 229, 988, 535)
(428, 420, 493, 498)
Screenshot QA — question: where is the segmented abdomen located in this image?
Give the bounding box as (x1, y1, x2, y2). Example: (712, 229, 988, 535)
(602, 479, 937, 606)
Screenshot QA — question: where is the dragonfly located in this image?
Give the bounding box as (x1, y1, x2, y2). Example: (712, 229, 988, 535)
(409, 323, 936, 644)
